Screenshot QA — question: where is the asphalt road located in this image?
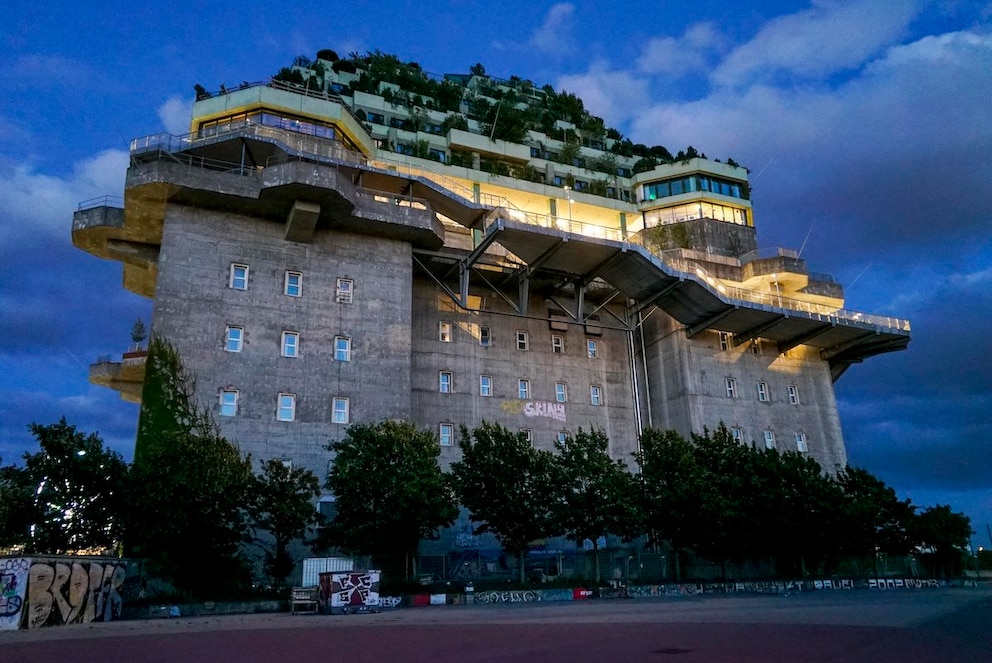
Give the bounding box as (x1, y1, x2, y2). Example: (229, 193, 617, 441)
(2, 588, 989, 662)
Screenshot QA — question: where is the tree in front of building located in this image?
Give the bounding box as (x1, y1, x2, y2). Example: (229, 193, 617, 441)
(550, 428, 640, 583)
(0, 419, 129, 554)
(248, 459, 322, 590)
(323, 420, 457, 575)
(836, 466, 917, 576)
(451, 422, 558, 584)
(126, 337, 254, 597)
(913, 504, 973, 578)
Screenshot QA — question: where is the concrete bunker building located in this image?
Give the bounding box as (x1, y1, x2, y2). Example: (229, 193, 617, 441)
(73, 54, 910, 503)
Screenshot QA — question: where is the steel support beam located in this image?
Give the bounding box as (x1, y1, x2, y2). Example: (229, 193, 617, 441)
(733, 314, 788, 347)
(686, 306, 738, 338)
(776, 322, 834, 353)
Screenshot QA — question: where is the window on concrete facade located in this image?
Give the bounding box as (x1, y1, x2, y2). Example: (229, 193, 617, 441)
(439, 423, 454, 447)
(731, 426, 743, 443)
(334, 336, 351, 362)
(521, 429, 533, 444)
(439, 371, 452, 393)
(552, 334, 564, 354)
(764, 429, 776, 449)
(555, 382, 567, 403)
(439, 321, 453, 343)
(557, 431, 568, 445)
(757, 381, 768, 402)
(277, 393, 296, 422)
(480, 326, 491, 347)
(219, 390, 238, 417)
(336, 278, 354, 303)
(284, 271, 302, 297)
(719, 331, 731, 351)
(788, 385, 800, 405)
(230, 263, 249, 290)
(587, 339, 598, 358)
(517, 330, 529, 351)
(518, 379, 530, 400)
(725, 378, 738, 398)
(795, 432, 808, 452)
(332, 397, 349, 424)
(281, 331, 299, 358)
(751, 339, 762, 355)
(590, 385, 602, 406)
(225, 325, 244, 352)
(480, 375, 492, 397)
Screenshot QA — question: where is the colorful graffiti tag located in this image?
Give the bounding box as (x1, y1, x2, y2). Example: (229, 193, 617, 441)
(0, 557, 131, 630)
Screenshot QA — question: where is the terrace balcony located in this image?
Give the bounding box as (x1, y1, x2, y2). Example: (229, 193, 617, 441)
(89, 349, 147, 402)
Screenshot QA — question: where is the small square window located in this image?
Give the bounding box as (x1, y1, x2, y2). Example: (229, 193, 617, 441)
(480, 326, 491, 347)
(336, 278, 354, 303)
(725, 378, 738, 398)
(332, 397, 349, 424)
(230, 263, 249, 290)
(757, 381, 768, 402)
(439, 321, 453, 343)
(480, 375, 492, 397)
(516, 330, 529, 351)
(788, 385, 800, 405)
(225, 325, 244, 352)
(590, 385, 602, 406)
(439, 371, 452, 393)
(555, 382, 567, 403)
(282, 331, 300, 358)
(719, 331, 731, 351)
(587, 339, 598, 358)
(277, 393, 296, 422)
(731, 426, 743, 443)
(219, 390, 238, 417)
(764, 429, 776, 450)
(439, 423, 454, 447)
(556, 431, 568, 445)
(751, 339, 761, 355)
(334, 336, 351, 362)
(518, 379, 530, 400)
(795, 432, 808, 453)
(552, 335, 564, 354)
(285, 271, 302, 297)
(521, 429, 533, 444)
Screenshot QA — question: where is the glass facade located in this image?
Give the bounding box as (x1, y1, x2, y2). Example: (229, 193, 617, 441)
(198, 111, 337, 140)
(643, 174, 747, 202)
(643, 201, 750, 227)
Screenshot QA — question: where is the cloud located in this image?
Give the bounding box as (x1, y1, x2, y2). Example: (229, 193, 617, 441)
(529, 3, 576, 55)
(712, 0, 926, 88)
(556, 63, 650, 128)
(157, 96, 193, 135)
(637, 22, 724, 77)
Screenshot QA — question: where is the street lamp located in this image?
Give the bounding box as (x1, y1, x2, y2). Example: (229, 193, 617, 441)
(563, 185, 573, 223)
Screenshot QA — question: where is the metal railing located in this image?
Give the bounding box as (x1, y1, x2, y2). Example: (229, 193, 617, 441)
(77, 196, 124, 211)
(484, 207, 625, 242)
(739, 247, 800, 263)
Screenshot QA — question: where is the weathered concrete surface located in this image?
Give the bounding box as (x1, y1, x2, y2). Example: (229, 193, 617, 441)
(2, 587, 988, 662)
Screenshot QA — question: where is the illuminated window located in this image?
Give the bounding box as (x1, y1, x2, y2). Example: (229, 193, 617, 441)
(518, 379, 530, 400)
(219, 390, 238, 417)
(725, 378, 738, 398)
(277, 394, 296, 422)
(439, 371, 452, 393)
(788, 385, 800, 405)
(439, 423, 454, 447)
(757, 381, 768, 402)
(439, 321, 453, 343)
(284, 271, 302, 297)
(225, 325, 244, 352)
(552, 335, 564, 354)
(230, 263, 249, 290)
(480, 375, 492, 397)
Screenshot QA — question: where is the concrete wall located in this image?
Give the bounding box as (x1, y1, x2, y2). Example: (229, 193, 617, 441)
(152, 204, 414, 477)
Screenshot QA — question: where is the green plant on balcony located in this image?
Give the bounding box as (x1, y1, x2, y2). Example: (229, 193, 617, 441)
(643, 224, 691, 252)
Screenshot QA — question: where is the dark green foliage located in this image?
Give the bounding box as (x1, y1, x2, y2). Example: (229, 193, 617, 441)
(470, 62, 486, 76)
(837, 466, 917, 560)
(323, 421, 457, 562)
(441, 114, 469, 134)
(272, 67, 306, 86)
(451, 423, 557, 583)
(248, 460, 321, 590)
(551, 429, 640, 581)
(632, 156, 658, 174)
(914, 504, 972, 578)
(0, 419, 127, 554)
(316, 49, 339, 62)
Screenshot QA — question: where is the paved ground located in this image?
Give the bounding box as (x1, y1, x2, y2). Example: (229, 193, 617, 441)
(2, 588, 990, 662)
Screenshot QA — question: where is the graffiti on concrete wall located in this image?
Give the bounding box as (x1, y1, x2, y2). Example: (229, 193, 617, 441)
(474, 590, 540, 604)
(0, 558, 30, 630)
(320, 570, 380, 613)
(25, 559, 128, 629)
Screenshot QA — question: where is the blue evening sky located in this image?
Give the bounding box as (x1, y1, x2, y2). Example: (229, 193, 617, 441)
(1, 1, 990, 545)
